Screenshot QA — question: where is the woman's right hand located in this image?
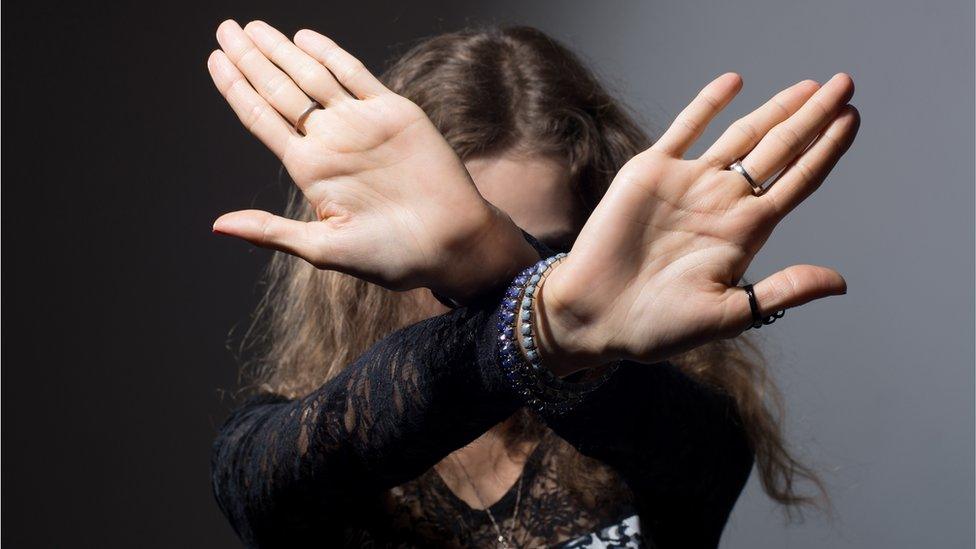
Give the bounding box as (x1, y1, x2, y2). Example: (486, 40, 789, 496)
(536, 73, 859, 375)
(207, 20, 536, 301)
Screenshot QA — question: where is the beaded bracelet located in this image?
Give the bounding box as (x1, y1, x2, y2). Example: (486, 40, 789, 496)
(496, 253, 619, 416)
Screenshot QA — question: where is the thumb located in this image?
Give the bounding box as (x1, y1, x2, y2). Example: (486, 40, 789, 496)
(732, 264, 847, 329)
(212, 209, 332, 266)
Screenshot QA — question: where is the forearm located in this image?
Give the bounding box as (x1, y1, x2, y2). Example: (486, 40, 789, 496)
(210, 298, 522, 544)
(544, 361, 754, 548)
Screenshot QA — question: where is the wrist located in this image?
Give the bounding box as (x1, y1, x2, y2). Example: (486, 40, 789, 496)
(436, 204, 539, 304)
(497, 254, 620, 416)
(529, 262, 611, 378)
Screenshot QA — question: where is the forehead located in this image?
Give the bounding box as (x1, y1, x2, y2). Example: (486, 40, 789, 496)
(464, 154, 585, 249)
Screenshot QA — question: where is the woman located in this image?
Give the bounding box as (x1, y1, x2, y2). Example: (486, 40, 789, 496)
(207, 20, 858, 548)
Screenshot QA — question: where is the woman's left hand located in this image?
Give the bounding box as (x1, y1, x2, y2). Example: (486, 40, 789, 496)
(538, 73, 860, 373)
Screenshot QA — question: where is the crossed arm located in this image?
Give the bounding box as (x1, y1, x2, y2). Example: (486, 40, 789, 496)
(208, 19, 858, 371)
(211, 299, 526, 545)
(210, 238, 751, 547)
(208, 17, 858, 546)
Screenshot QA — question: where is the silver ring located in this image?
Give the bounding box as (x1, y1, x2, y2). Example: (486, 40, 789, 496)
(294, 101, 322, 137)
(728, 161, 764, 196)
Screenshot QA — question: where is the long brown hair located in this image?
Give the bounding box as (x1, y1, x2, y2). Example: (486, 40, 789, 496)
(236, 25, 827, 514)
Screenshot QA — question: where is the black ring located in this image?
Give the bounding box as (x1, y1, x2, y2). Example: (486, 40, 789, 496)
(742, 283, 785, 329)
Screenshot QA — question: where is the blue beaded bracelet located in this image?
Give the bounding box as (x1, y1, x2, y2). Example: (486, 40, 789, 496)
(496, 253, 619, 416)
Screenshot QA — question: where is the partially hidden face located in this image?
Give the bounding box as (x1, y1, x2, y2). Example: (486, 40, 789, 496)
(408, 152, 588, 319)
(465, 153, 586, 252)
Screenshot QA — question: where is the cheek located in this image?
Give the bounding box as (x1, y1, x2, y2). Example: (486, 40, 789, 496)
(466, 157, 585, 236)
(487, 188, 583, 235)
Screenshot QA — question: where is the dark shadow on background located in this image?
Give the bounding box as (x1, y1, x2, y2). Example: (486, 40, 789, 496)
(2, 2, 491, 546)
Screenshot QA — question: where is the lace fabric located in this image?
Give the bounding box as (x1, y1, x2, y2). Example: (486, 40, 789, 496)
(369, 428, 643, 548)
(210, 233, 754, 548)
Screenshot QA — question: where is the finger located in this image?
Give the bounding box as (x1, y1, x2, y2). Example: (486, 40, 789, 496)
(651, 72, 742, 157)
(212, 209, 333, 266)
(737, 73, 855, 186)
(207, 49, 294, 158)
(243, 20, 350, 106)
(293, 29, 389, 99)
(701, 79, 821, 168)
(730, 264, 847, 331)
(764, 105, 860, 215)
(216, 19, 314, 124)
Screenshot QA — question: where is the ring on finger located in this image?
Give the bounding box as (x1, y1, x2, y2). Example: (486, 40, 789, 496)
(741, 283, 785, 329)
(294, 100, 323, 136)
(728, 161, 765, 196)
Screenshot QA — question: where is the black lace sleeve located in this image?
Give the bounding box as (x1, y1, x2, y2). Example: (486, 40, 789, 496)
(546, 362, 754, 548)
(210, 297, 522, 547)
(521, 233, 754, 548)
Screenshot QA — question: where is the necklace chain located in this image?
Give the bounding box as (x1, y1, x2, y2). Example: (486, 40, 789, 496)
(451, 454, 524, 549)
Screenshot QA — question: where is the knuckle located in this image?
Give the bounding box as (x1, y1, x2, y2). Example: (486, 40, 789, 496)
(771, 272, 799, 304)
(698, 92, 721, 111)
(820, 128, 845, 152)
(266, 38, 288, 61)
(700, 151, 727, 168)
(259, 215, 277, 245)
(319, 44, 340, 66)
(769, 95, 791, 117)
(264, 72, 289, 97)
(676, 115, 702, 135)
(225, 73, 247, 96)
(732, 118, 759, 141)
(295, 60, 323, 86)
(245, 103, 270, 132)
(772, 124, 804, 153)
(793, 158, 817, 184)
(340, 61, 366, 83)
(238, 45, 261, 65)
(808, 96, 832, 118)
(781, 273, 800, 300)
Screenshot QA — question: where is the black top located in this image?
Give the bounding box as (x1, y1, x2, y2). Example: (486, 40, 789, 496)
(210, 238, 754, 548)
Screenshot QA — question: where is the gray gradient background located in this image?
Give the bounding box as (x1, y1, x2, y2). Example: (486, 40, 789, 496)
(454, 1, 974, 547)
(3, 0, 972, 547)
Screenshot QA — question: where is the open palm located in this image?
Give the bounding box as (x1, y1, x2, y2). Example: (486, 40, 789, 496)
(544, 73, 859, 367)
(207, 20, 530, 297)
